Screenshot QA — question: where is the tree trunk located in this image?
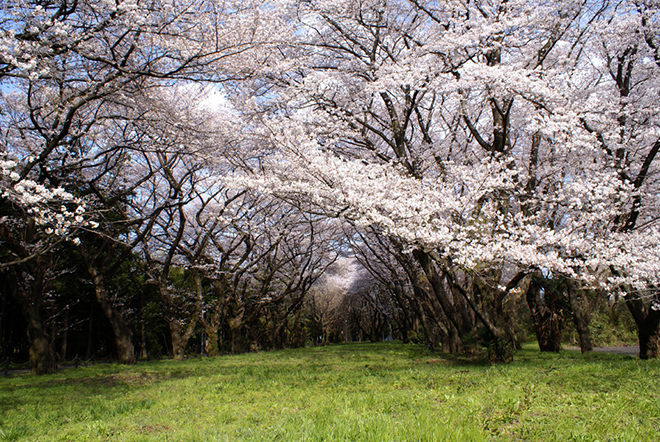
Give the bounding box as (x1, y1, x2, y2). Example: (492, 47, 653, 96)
(170, 325, 187, 360)
(200, 310, 223, 357)
(87, 264, 136, 364)
(27, 319, 56, 375)
(0, 285, 5, 360)
(526, 278, 563, 352)
(625, 295, 660, 359)
(638, 322, 660, 359)
(168, 317, 199, 361)
(60, 305, 69, 361)
(140, 320, 148, 359)
(24, 305, 56, 374)
(86, 302, 94, 360)
(567, 284, 593, 353)
(413, 250, 475, 338)
(24, 293, 56, 375)
(162, 275, 202, 361)
(9, 267, 57, 375)
(229, 320, 243, 354)
(205, 328, 220, 357)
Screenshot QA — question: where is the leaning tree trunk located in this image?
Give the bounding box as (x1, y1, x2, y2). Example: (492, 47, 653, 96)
(413, 251, 475, 339)
(87, 264, 136, 364)
(609, 267, 660, 359)
(526, 277, 563, 353)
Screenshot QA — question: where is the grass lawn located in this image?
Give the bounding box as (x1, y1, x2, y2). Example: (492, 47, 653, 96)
(0, 342, 658, 441)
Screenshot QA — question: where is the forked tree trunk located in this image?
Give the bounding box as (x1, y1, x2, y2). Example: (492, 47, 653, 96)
(168, 318, 198, 361)
(163, 274, 203, 361)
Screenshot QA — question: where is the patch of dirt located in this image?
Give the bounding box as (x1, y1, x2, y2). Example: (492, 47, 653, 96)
(425, 358, 450, 365)
(565, 346, 639, 356)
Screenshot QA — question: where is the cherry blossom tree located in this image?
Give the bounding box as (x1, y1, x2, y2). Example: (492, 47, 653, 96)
(1, 158, 89, 373)
(229, 0, 660, 358)
(581, 1, 660, 358)
(185, 193, 340, 354)
(0, 0, 274, 371)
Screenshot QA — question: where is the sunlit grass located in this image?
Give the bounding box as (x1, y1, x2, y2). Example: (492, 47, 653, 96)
(0, 342, 658, 441)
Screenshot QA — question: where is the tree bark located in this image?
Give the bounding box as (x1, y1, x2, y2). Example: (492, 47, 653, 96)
(526, 277, 563, 352)
(638, 321, 660, 359)
(87, 264, 136, 364)
(1, 227, 57, 374)
(167, 315, 199, 361)
(161, 273, 202, 361)
(27, 318, 56, 375)
(60, 305, 69, 361)
(18, 276, 57, 374)
(566, 283, 593, 353)
(139, 320, 148, 360)
(25, 302, 56, 374)
(169, 326, 187, 360)
(205, 329, 220, 357)
(229, 318, 243, 354)
(411, 250, 480, 353)
(8, 266, 57, 374)
(625, 295, 660, 359)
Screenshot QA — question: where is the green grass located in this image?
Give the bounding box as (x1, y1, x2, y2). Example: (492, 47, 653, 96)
(0, 343, 658, 441)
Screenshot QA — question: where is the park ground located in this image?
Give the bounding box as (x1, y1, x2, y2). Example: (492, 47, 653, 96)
(0, 342, 658, 441)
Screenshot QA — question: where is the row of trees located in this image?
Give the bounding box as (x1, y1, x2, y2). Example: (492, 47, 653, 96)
(0, 0, 342, 373)
(1, 0, 659, 373)
(233, 0, 660, 360)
